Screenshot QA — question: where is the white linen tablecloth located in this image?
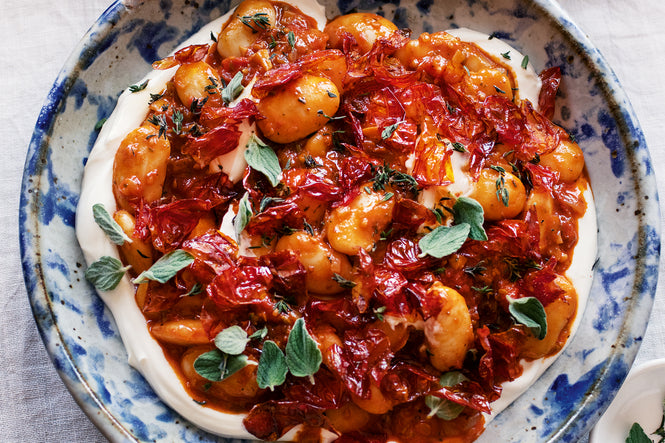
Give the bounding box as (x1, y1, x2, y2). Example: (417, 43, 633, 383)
(1, 0, 663, 441)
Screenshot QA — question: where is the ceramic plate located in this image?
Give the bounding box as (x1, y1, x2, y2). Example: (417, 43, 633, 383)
(590, 358, 665, 443)
(19, 0, 660, 441)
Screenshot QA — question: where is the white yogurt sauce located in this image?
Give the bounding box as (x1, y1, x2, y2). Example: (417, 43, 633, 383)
(75, 1, 596, 438)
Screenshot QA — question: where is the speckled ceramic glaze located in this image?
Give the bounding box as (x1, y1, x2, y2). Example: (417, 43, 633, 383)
(19, 0, 660, 441)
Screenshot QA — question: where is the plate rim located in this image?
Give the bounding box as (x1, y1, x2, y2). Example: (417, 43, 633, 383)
(18, 0, 661, 441)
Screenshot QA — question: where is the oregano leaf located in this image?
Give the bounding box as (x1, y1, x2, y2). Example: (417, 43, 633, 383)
(214, 326, 249, 355)
(285, 318, 322, 382)
(453, 197, 488, 241)
(92, 203, 132, 245)
(508, 296, 547, 340)
(257, 340, 288, 391)
(233, 192, 253, 241)
(425, 395, 465, 421)
(249, 327, 268, 340)
(133, 250, 194, 284)
(194, 350, 248, 381)
(85, 256, 130, 291)
(244, 134, 281, 186)
(625, 423, 652, 443)
(221, 71, 244, 105)
(381, 121, 402, 140)
(418, 224, 471, 258)
(439, 371, 469, 388)
(425, 371, 470, 420)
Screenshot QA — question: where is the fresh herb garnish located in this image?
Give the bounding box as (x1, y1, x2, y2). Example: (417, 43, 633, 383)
(453, 197, 488, 241)
(133, 250, 195, 284)
(128, 80, 149, 93)
(490, 165, 510, 207)
(259, 196, 285, 213)
(418, 224, 470, 258)
(250, 327, 269, 341)
(275, 299, 292, 314)
(184, 283, 202, 296)
(239, 12, 271, 32)
(285, 318, 322, 383)
(381, 120, 403, 140)
(327, 90, 337, 98)
(380, 227, 393, 241)
(426, 372, 469, 420)
(146, 113, 168, 139)
(257, 340, 288, 390)
(188, 124, 203, 137)
(501, 51, 511, 60)
(382, 192, 394, 202)
(371, 164, 419, 195)
(190, 97, 207, 114)
(374, 306, 387, 321)
(172, 110, 183, 135)
(92, 203, 132, 245)
(472, 285, 493, 295)
(221, 71, 244, 105)
(626, 397, 665, 442)
(204, 76, 219, 94)
(451, 142, 467, 153)
(149, 92, 164, 104)
(432, 207, 446, 224)
(303, 220, 314, 236)
(494, 85, 506, 94)
(94, 118, 107, 131)
(287, 31, 296, 48)
(85, 256, 130, 291)
(244, 134, 282, 186)
(214, 326, 250, 355)
(234, 192, 253, 241)
(626, 423, 653, 443)
(521, 55, 530, 69)
(194, 326, 258, 382)
(504, 257, 541, 282)
(332, 273, 356, 289)
(194, 350, 248, 382)
(317, 109, 345, 121)
(255, 318, 322, 389)
(655, 398, 665, 441)
(508, 296, 547, 340)
(304, 155, 322, 168)
(464, 262, 486, 277)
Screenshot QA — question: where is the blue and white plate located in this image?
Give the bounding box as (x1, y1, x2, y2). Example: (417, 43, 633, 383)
(19, 0, 660, 441)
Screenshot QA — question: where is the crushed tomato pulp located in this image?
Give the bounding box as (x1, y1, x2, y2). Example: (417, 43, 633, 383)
(108, 1, 590, 441)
